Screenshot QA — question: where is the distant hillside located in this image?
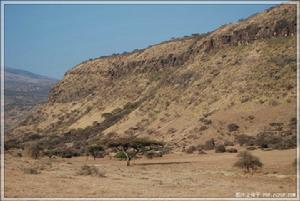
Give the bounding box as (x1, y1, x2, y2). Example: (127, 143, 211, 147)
(6, 4, 297, 153)
(4, 67, 57, 132)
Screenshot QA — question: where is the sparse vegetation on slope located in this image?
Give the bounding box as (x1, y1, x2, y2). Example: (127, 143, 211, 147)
(5, 4, 297, 154)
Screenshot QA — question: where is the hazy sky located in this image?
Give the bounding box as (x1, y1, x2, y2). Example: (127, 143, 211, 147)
(5, 3, 277, 79)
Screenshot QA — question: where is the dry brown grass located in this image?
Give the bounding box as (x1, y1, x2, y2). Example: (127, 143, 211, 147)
(5, 149, 297, 198)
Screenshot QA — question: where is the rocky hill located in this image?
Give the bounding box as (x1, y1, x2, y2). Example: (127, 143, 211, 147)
(6, 4, 297, 153)
(4, 67, 57, 132)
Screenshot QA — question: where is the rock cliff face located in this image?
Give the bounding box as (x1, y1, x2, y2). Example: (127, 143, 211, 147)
(48, 4, 296, 104)
(6, 4, 297, 152)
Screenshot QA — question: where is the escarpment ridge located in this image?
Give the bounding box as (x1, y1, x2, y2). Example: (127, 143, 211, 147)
(6, 4, 297, 154)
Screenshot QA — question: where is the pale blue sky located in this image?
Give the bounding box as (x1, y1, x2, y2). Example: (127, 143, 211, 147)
(5, 3, 277, 78)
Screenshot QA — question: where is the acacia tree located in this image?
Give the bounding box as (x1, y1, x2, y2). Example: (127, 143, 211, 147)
(119, 148, 138, 166)
(107, 137, 164, 166)
(87, 145, 104, 160)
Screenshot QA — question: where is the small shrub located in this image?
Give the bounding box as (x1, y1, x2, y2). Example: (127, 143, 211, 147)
(44, 148, 80, 158)
(269, 122, 283, 127)
(198, 149, 207, 154)
(22, 133, 42, 142)
(167, 128, 177, 134)
(199, 118, 212, 125)
(145, 150, 163, 159)
(224, 141, 234, 146)
(45, 135, 61, 148)
(23, 167, 40, 175)
(78, 165, 105, 177)
(226, 147, 238, 153)
(61, 149, 80, 158)
(234, 151, 263, 173)
(235, 134, 256, 146)
(201, 138, 215, 150)
(227, 123, 239, 132)
(215, 145, 226, 153)
(185, 146, 197, 154)
(5, 139, 20, 150)
(246, 146, 257, 151)
(24, 142, 42, 159)
(289, 117, 297, 129)
(199, 126, 208, 131)
(12, 151, 23, 157)
(44, 148, 62, 158)
(248, 115, 255, 120)
(262, 147, 272, 151)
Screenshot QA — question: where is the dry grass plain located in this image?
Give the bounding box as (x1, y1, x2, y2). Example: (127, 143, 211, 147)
(5, 148, 297, 198)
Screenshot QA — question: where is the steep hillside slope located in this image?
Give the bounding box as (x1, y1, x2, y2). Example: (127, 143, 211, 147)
(6, 4, 297, 152)
(4, 67, 57, 132)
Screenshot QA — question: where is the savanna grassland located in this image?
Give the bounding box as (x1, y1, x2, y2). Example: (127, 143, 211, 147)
(5, 149, 297, 198)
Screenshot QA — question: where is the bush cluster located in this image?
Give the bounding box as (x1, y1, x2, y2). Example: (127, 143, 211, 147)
(24, 142, 42, 159)
(227, 123, 239, 132)
(234, 151, 263, 172)
(78, 165, 105, 177)
(235, 132, 296, 150)
(44, 148, 80, 158)
(200, 138, 215, 150)
(235, 134, 256, 146)
(23, 167, 40, 175)
(215, 145, 226, 153)
(185, 146, 197, 154)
